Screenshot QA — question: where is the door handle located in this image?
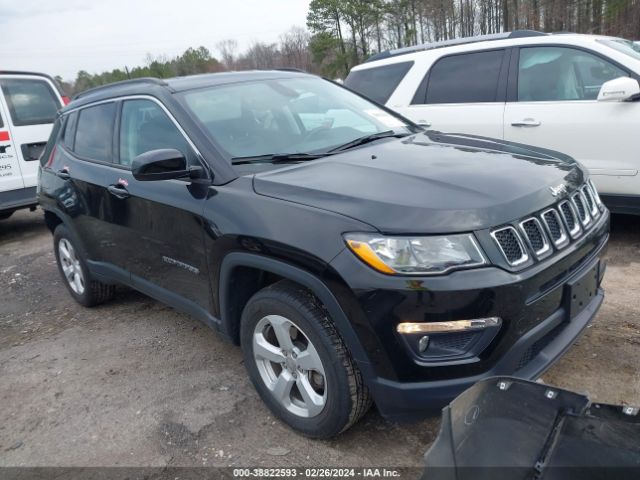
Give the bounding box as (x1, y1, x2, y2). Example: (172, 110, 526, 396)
(56, 169, 71, 180)
(511, 118, 542, 127)
(107, 184, 130, 199)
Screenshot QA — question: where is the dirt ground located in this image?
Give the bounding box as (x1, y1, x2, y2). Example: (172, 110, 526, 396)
(0, 209, 639, 469)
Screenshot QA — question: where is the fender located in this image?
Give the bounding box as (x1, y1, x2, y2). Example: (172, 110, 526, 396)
(219, 252, 376, 381)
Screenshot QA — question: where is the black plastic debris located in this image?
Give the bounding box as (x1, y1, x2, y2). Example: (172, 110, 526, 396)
(423, 377, 640, 480)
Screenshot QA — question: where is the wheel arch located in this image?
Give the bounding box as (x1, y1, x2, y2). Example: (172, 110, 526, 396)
(219, 252, 375, 381)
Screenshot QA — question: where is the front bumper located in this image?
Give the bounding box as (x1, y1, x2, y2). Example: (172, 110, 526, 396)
(328, 210, 609, 420)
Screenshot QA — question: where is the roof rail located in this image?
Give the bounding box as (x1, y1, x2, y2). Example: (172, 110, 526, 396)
(366, 30, 548, 63)
(73, 77, 168, 100)
(273, 67, 308, 73)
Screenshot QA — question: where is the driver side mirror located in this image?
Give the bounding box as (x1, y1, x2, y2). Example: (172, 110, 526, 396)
(132, 149, 203, 182)
(597, 77, 640, 102)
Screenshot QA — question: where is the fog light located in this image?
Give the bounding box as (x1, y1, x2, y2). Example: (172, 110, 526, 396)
(418, 336, 430, 353)
(397, 317, 501, 334)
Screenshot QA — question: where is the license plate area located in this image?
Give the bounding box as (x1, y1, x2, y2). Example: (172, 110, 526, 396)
(565, 261, 600, 320)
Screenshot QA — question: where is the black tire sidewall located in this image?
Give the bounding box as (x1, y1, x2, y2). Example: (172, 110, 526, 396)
(241, 290, 354, 438)
(53, 224, 93, 307)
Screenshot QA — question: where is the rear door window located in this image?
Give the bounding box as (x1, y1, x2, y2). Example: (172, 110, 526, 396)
(74, 103, 116, 162)
(0, 78, 61, 126)
(424, 50, 505, 104)
(344, 62, 414, 104)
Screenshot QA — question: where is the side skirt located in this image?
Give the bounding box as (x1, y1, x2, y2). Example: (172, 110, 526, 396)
(87, 260, 223, 335)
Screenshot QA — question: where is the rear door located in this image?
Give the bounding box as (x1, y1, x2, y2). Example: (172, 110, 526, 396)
(394, 49, 509, 137)
(503, 46, 640, 197)
(0, 100, 24, 193)
(0, 74, 63, 191)
(392, 49, 510, 139)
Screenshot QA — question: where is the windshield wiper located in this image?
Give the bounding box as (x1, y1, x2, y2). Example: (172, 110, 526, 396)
(231, 152, 330, 165)
(328, 130, 410, 153)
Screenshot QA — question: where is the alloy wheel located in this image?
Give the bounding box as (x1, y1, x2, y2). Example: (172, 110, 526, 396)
(58, 238, 85, 295)
(253, 315, 327, 418)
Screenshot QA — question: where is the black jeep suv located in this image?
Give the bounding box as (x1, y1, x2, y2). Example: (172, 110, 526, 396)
(38, 71, 609, 438)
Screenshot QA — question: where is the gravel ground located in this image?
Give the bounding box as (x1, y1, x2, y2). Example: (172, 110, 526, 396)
(0, 209, 638, 470)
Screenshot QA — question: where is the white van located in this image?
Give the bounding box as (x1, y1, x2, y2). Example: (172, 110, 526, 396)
(345, 31, 640, 215)
(0, 71, 67, 220)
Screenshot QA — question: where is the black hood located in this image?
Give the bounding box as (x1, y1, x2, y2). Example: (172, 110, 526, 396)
(253, 132, 586, 234)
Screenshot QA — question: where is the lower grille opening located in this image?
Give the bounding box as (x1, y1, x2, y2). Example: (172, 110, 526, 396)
(517, 323, 565, 371)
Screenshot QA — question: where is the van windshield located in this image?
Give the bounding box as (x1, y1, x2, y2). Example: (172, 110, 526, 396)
(179, 77, 412, 161)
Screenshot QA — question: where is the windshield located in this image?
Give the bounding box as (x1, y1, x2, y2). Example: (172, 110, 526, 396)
(179, 77, 412, 160)
(599, 39, 640, 62)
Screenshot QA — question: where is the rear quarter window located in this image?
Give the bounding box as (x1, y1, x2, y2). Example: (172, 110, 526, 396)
(0, 78, 61, 126)
(344, 62, 414, 104)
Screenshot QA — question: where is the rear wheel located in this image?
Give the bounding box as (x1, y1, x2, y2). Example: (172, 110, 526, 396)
(53, 224, 115, 307)
(240, 280, 371, 438)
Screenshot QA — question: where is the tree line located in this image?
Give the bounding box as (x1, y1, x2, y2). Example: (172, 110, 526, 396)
(60, 0, 640, 94)
(306, 0, 640, 76)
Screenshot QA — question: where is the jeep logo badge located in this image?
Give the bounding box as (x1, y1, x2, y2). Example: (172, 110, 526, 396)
(549, 184, 568, 197)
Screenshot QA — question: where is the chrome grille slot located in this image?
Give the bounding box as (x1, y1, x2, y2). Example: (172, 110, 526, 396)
(491, 226, 529, 266)
(582, 185, 599, 217)
(541, 209, 569, 249)
(559, 200, 581, 238)
(588, 179, 604, 210)
(572, 192, 591, 227)
(519, 218, 551, 259)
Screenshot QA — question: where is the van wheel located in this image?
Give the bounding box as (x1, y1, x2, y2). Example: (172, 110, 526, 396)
(53, 224, 115, 307)
(240, 280, 371, 438)
(0, 211, 13, 220)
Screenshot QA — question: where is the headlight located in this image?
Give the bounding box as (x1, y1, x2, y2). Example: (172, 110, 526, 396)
(344, 233, 487, 275)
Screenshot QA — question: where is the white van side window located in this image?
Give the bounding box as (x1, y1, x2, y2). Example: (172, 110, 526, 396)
(0, 78, 61, 127)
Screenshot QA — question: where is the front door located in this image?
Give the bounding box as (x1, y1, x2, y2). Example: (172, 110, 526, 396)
(503, 46, 640, 197)
(105, 98, 211, 310)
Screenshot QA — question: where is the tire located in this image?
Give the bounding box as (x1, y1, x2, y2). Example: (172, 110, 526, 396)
(53, 224, 115, 307)
(240, 280, 371, 438)
(0, 211, 13, 220)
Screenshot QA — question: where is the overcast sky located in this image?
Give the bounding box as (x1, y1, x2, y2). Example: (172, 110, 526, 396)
(1, 0, 312, 80)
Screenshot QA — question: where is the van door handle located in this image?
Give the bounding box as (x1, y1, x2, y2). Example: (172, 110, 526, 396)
(511, 118, 542, 127)
(56, 169, 71, 180)
(107, 184, 130, 199)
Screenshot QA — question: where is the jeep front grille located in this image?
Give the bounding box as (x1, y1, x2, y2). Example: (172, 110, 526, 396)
(491, 182, 602, 268)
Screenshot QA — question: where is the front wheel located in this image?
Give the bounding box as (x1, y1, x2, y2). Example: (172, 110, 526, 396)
(240, 280, 371, 438)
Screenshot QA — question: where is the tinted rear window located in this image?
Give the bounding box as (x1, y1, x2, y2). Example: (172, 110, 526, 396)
(0, 78, 61, 126)
(345, 62, 414, 104)
(425, 50, 504, 104)
(74, 103, 116, 162)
